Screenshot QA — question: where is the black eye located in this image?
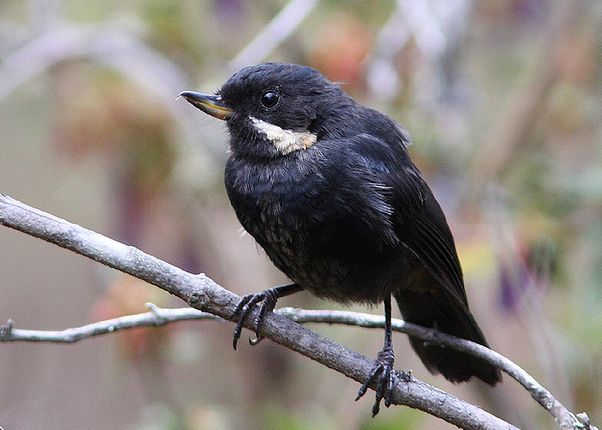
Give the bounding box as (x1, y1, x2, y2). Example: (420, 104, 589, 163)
(260, 90, 280, 108)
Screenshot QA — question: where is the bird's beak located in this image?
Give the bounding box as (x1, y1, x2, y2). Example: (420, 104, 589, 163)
(178, 91, 233, 120)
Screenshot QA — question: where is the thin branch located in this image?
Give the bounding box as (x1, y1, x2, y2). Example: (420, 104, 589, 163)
(0, 304, 217, 343)
(0, 300, 595, 430)
(0, 194, 514, 430)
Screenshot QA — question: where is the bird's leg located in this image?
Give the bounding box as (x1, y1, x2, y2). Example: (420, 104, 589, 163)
(232, 283, 303, 350)
(356, 296, 399, 417)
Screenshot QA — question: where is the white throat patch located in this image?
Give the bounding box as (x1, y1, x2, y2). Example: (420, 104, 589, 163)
(250, 116, 317, 155)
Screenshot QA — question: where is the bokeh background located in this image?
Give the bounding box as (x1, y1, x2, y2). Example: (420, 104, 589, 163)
(1, 1, 601, 429)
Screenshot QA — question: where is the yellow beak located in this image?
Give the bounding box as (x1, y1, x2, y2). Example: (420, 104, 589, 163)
(179, 91, 233, 120)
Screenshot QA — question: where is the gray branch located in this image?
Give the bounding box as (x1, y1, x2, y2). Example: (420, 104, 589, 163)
(0, 194, 593, 430)
(0, 304, 217, 343)
(0, 301, 594, 430)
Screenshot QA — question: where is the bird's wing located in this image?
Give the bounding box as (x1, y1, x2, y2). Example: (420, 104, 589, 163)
(349, 133, 468, 305)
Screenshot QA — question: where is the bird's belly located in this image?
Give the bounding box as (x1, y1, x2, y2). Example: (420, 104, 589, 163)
(244, 202, 402, 304)
(246, 203, 344, 291)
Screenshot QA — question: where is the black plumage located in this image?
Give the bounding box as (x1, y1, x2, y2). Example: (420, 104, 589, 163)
(180, 62, 501, 415)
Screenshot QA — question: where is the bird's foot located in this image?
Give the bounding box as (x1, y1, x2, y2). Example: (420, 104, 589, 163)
(232, 288, 279, 350)
(356, 345, 401, 417)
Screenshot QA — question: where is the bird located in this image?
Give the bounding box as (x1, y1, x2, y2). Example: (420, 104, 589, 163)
(179, 62, 501, 416)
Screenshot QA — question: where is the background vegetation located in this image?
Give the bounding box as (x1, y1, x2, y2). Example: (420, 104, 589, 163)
(1, 1, 601, 429)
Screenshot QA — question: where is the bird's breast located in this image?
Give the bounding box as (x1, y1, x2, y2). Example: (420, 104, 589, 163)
(224, 154, 347, 290)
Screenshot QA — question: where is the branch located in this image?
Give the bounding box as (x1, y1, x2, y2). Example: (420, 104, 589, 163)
(0, 194, 586, 429)
(0, 302, 595, 430)
(0, 304, 217, 343)
(280, 308, 595, 430)
(0, 194, 512, 429)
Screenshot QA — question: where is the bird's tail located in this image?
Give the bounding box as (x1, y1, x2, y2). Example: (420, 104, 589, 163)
(394, 288, 501, 385)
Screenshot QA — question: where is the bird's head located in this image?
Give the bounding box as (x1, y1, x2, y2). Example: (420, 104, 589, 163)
(180, 63, 354, 160)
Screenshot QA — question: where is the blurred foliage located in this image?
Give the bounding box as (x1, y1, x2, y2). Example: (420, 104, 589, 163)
(1, 0, 601, 429)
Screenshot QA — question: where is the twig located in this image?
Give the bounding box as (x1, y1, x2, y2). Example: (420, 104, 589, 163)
(0, 194, 516, 429)
(0, 305, 217, 343)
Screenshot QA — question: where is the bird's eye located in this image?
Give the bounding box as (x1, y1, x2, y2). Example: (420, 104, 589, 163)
(260, 90, 280, 108)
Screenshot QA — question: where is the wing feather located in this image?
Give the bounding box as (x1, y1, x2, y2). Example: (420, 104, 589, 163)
(349, 133, 468, 305)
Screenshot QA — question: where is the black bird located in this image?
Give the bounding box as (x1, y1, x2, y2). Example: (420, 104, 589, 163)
(180, 62, 501, 415)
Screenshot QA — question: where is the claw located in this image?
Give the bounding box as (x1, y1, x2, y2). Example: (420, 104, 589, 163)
(253, 288, 278, 339)
(231, 289, 279, 350)
(355, 362, 382, 401)
(384, 370, 398, 407)
(356, 346, 398, 417)
(232, 293, 264, 350)
(248, 334, 263, 346)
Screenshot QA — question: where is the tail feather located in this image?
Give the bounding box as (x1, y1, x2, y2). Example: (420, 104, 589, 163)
(394, 289, 501, 385)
